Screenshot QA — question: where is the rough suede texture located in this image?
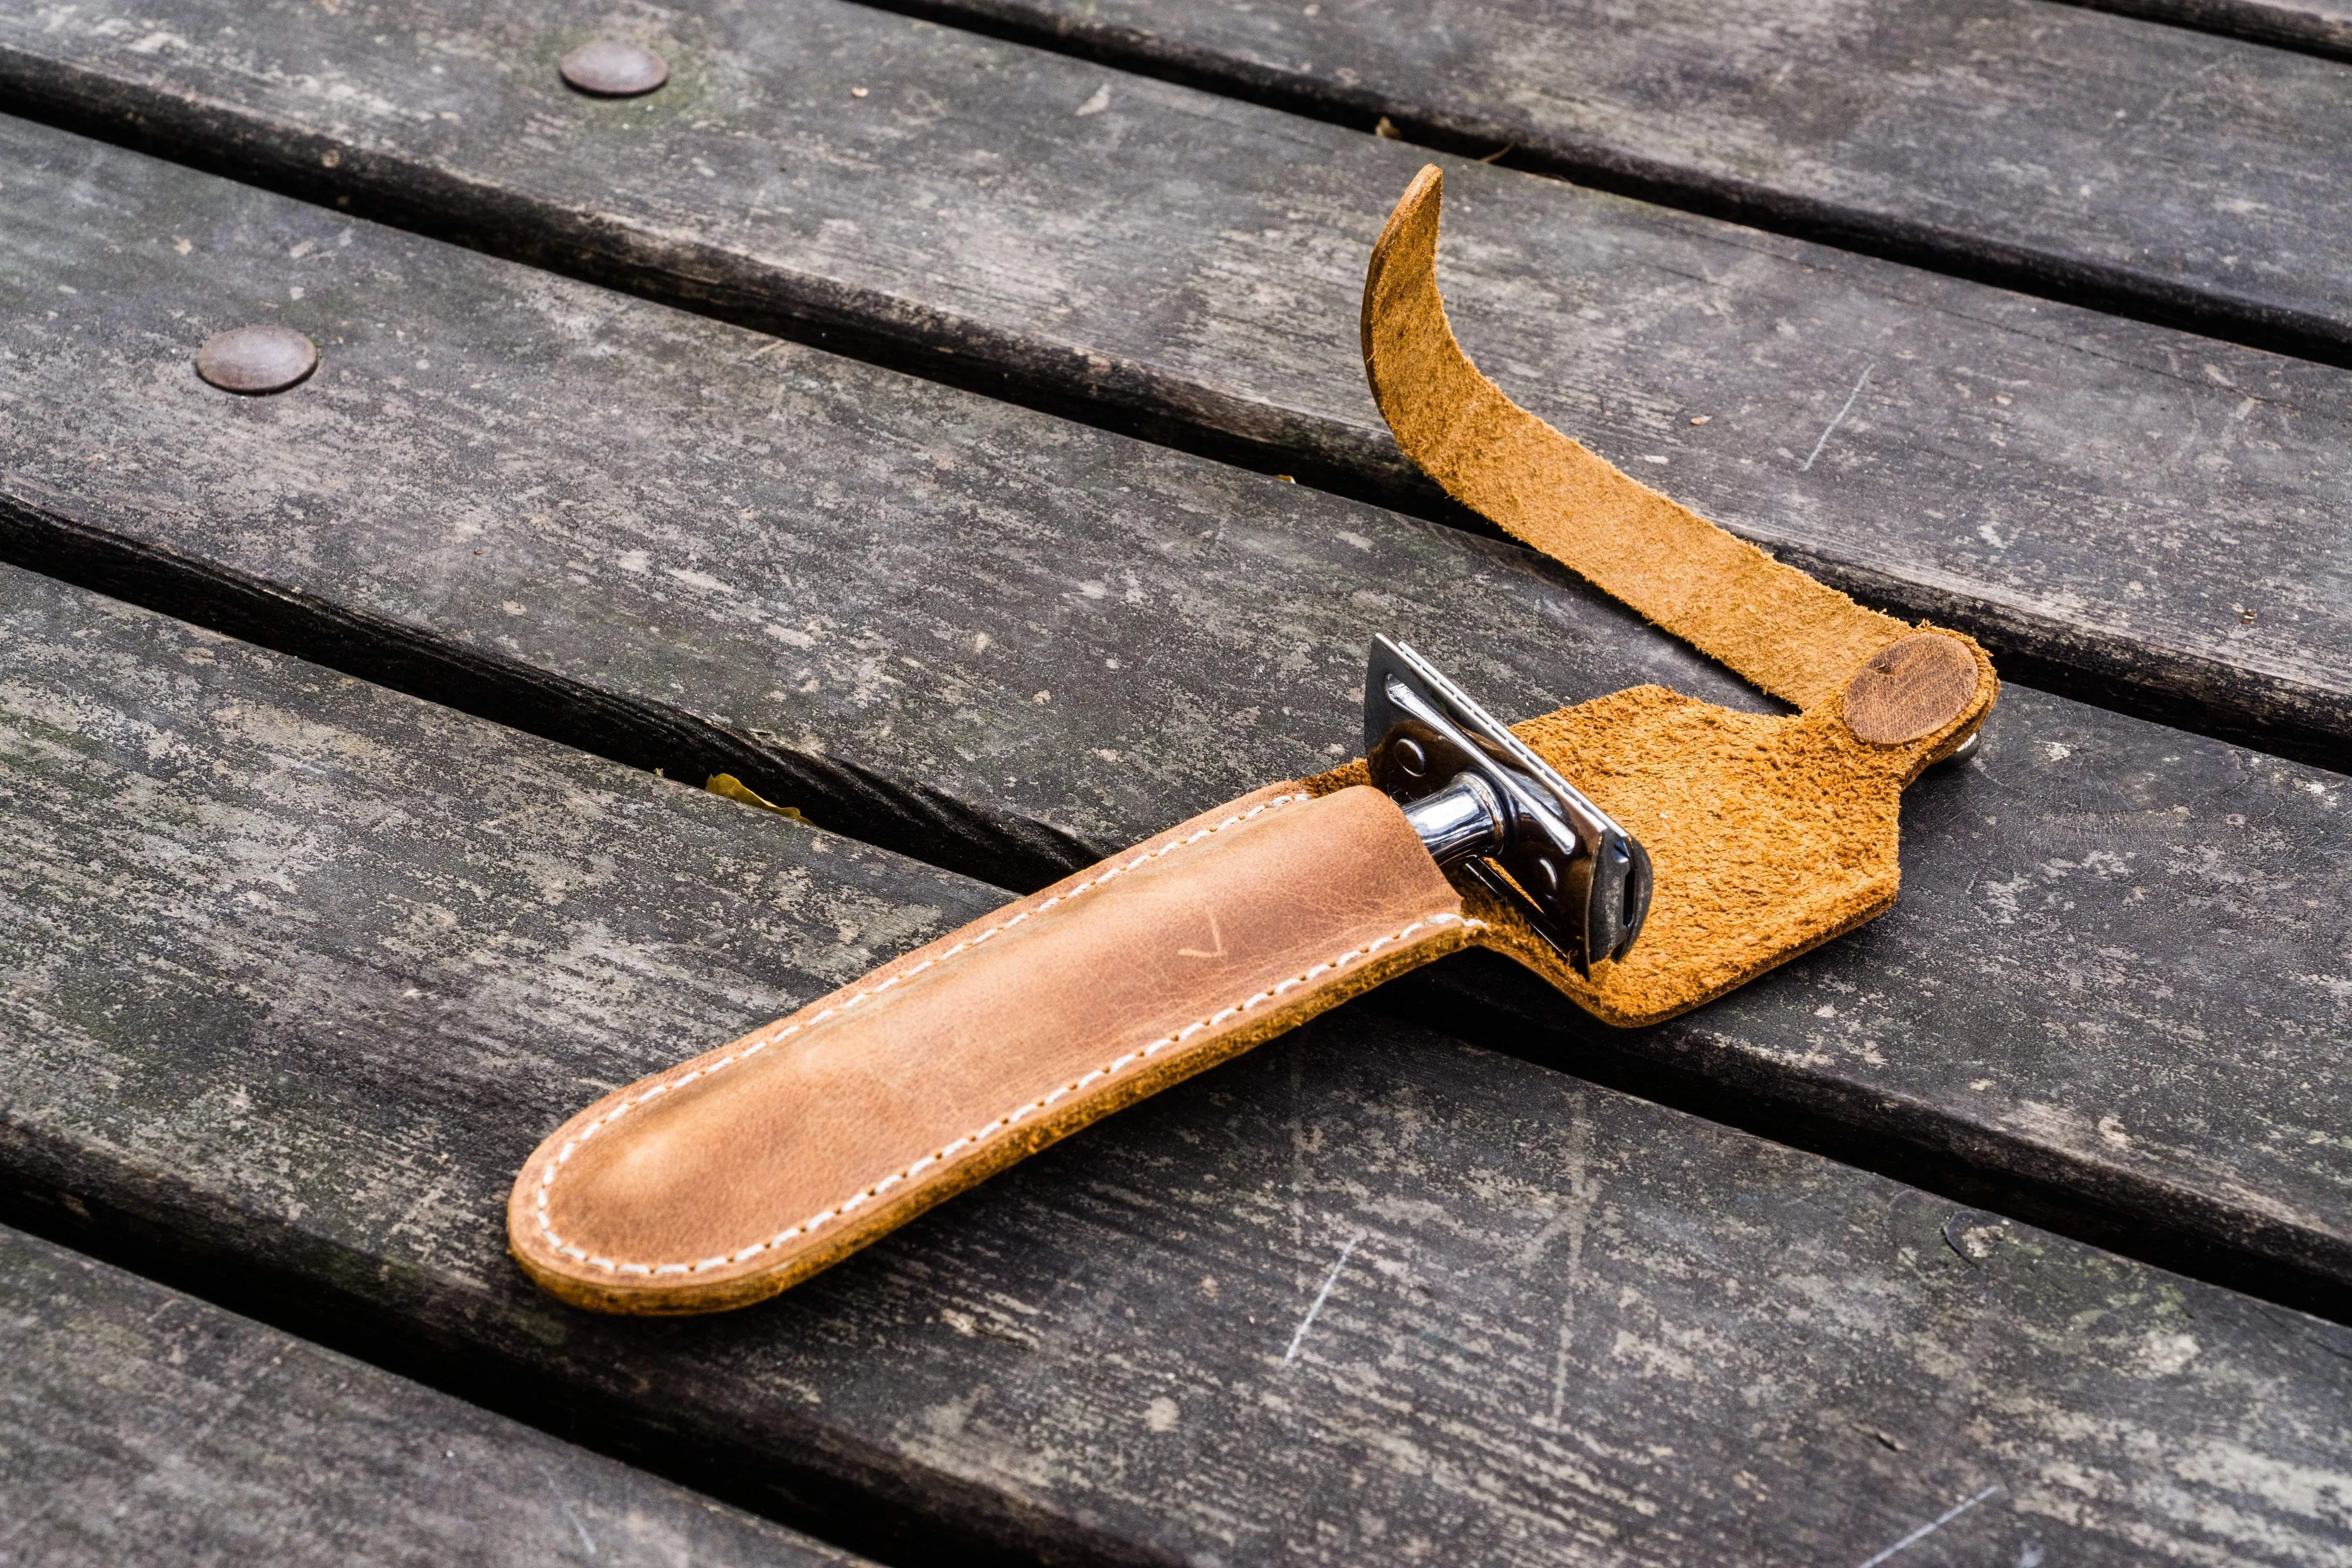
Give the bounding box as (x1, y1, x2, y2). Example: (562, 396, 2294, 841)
(1317, 167, 1998, 1026)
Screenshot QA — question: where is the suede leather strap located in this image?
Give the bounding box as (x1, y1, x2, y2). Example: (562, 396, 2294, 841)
(1363, 165, 1915, 716)
(510, 784, 1478, 1314)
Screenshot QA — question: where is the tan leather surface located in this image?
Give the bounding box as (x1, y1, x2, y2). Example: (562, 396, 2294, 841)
(510, 784, 1476, 1313)
(1308, 649, 1991, 1025)
(1336, 166, 2000, 1026)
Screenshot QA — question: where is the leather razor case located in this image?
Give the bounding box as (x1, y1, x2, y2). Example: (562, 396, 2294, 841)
(509, 163, 1997, 1316)
(510, 784, 1480, 1315)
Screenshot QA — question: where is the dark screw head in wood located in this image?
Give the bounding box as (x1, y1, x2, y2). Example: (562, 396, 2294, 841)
(194, 325, 318, 395)
(560, 41, 669, 97)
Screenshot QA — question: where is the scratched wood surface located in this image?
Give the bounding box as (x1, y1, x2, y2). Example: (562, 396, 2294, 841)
(3, 119, 2349, 1312)
(0, 1225, 863, 1568)
(900, 0, 2352, 359)
(5, 4, 2352, 766)
(5, 563, 2351, 1567)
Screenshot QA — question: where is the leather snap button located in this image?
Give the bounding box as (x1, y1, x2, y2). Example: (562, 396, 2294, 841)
(1842, 634, 1979, 745)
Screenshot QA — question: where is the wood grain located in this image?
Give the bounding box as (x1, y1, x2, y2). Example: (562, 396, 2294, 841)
(4, 562, 2349, 1566)
(0, 1225, 863, 1568)
(2, 1, 2351, 763)
(2, 121, 2349, 1308)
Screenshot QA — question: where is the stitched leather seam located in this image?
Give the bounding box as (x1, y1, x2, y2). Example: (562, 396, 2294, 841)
(530, 789, 1305, 1273)
(532, 904, 1482, 1279)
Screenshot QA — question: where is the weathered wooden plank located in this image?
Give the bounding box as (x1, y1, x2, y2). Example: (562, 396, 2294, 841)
(3, 119, 2349, 1312)
(3, 4, 2352, 764)
(901, 0, 2352, 354)
(0, 1225, 864, 1568)
(4, 562, 2350, 1566)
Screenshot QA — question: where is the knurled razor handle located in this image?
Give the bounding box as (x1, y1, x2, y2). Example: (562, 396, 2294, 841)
(509, 784, 1478, 1314)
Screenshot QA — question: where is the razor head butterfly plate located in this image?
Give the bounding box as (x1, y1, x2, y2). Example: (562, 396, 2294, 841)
(1365, 636, 1651, 972)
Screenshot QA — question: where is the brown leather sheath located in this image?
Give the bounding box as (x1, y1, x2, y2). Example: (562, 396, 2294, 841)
(511, 165, 2001, 1316)
(510, 784, 1477, 1314)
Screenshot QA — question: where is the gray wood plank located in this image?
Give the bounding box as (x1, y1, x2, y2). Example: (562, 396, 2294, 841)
(4, 561, 2349, 1566)
(898, 0, 2352, 356)
(0, 1225, 864, 1568)
(2, 2, 2352, 765)
(3, 118, 2350, 1312)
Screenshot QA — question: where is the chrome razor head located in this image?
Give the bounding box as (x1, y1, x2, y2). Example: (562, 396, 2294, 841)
(1364, 636, 1651, 972)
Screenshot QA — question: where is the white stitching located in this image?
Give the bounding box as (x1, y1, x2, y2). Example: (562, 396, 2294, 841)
(532, 879, 1480, 1278)
(537, 793, 1305, 1171)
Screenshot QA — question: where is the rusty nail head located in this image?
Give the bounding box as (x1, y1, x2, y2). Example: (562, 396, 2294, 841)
(560, 41, 669, 97)
(195, 325, 318, 394)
